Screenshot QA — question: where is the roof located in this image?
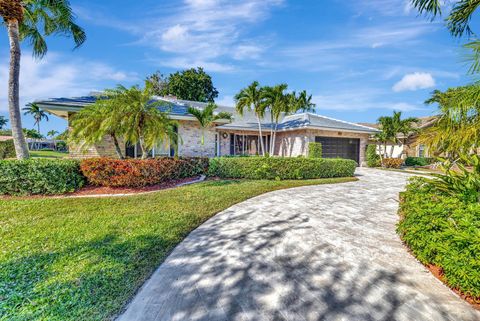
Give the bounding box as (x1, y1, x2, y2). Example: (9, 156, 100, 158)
(357, 116, 439, 131)
(36, 95, 378, 134)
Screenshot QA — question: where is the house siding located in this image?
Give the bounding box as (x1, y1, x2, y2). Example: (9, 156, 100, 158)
(178, 121, 217, 157)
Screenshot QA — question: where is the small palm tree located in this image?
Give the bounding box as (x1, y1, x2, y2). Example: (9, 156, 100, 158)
(187, 103, 232, 156)
(0, 0, 86, 159)
(235, 81, 267, 156)
(47, 130, 59, 150)
(23, 103, 49, 134)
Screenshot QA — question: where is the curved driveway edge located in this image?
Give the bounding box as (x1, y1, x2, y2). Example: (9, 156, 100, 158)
(117, 168, 480, 321)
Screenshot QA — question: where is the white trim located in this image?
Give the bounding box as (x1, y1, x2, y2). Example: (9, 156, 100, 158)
(216, 125, 375, 135)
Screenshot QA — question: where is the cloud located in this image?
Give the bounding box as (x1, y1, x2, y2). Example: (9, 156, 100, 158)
(392, 72, 435, 92)
(0, 52, 138, 112)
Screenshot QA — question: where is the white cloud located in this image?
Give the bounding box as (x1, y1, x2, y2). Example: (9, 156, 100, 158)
(392, 72, 435, 92)
(0, 52, 138, 112)
(215, 95, 235, 106)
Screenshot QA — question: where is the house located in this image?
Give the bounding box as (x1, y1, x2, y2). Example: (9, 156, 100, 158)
(36, 96, 378, 165)
(359, 116, 437, 159)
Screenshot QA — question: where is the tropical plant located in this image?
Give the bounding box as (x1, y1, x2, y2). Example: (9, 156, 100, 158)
(411, 0, 480, 73)
(23, 128, 42, 139)
(0, 0, 86, 159)
(22, 102, 49, 134)
(0, 116, 8, 129)
(47, 130, 59, 139)
(419, 84, 480, 156)
(262, 84, 288, 155)
(377, 111, 418, 158)
(155, 67, 219, 102)
(187, 103, 232, 156)
(235, 81, 267, 156)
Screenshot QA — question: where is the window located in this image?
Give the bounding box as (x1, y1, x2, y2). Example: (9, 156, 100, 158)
(230, 134, 269, 155)
(418, 144, 425, 158)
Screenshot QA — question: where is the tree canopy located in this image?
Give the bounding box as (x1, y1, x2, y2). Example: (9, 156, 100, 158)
(148, 67, 218, 102)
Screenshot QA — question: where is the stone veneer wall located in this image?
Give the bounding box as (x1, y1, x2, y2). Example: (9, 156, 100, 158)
(178, 120, 217, 157)
(275, 129, 369, 166)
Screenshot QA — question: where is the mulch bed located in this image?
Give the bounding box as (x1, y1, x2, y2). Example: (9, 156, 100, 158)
(0, 176, 201, 200)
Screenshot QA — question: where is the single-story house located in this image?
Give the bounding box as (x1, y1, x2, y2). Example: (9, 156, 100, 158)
(359, 116, 437, 159)
(37, 96, 378, 166)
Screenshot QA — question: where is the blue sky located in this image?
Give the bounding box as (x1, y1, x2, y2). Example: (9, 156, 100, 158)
(0, 0, 475, 134)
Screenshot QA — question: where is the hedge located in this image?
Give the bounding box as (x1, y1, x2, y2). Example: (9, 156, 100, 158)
(208, 156, 357, 180)
(366, 144, 380, 167)
(0, 139, 15, 159)
(405, 156, 434, 167)
(397, 178, 480, 300)
(0, 159, 85, 195)
(308, 142, 322, 158)
(80, 157, 209, 187)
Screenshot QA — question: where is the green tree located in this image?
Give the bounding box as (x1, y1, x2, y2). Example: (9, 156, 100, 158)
(146, 71, 167, 95)
(235, 81, 267, 156)
(0, 0, 86, 159)
(262, 84, 288, 155)
(47, 130, 59, 139)
(411, 0, 480, 73)
(377, 111, 419, 158)
(156, 67, 219, 102)
(0, 116, 7, 130)
(22, 102, 49, 134)
(187, 103, 232, 156)
(419, 84, 480, 156)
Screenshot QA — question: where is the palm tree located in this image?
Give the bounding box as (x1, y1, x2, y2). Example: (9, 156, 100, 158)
(377, 115, 395, 159)
(262, 84, 288, 155)
(411, 0, 480, 73)
(187, 103, 232, 156)
(47, 130, 59, 150)
(23, 103, 49, 134)
(114, 84, 178, 159)
(0, 116, 7, 130)
(0, 0, 86, 159)
(235, 81, 267, 156)
(377, 111, 419, 158)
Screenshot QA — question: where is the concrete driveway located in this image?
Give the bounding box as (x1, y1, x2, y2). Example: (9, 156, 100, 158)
(118, 168, 480, 321)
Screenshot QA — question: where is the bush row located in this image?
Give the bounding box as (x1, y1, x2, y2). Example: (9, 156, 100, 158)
(208, 157, 357, 180)
(366, 145, 380, 167)
(397, 178, 480, 300)
(307, 142, 322, 158)
(80, 157, 209, 187)
(0, 159, 85, 195)
(0, 139, 15, 159)
(405, 156, 434, 167)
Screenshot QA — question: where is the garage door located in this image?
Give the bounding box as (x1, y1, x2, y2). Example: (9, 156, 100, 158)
(315, 137, 360, 163)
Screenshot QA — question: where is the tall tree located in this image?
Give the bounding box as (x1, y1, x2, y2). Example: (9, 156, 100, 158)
(146, 71, 167, 96)
(411, 0, 480, 73)
(235, 81, 267, 156)
(47, 129, 59, 150)
(262, 84, 288, 155)
(0, 0, 86, 159)
(157, 67, 219, 102)
(187, 103, 232, 156)
(22, 102, 49, 134)
(0, 116, 7, 130)
(377, 111, 418, 158)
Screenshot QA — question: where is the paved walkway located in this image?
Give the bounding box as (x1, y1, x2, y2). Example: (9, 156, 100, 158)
(118, 168, 480, 321)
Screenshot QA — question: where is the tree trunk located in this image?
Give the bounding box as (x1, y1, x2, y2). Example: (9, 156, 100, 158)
(271, 121, 278, 156)
(389, 144, 395, 158)
(256, 115, 265, 156)
(111, 134, 124, 159)
(269, 114, 274, 155)
(7, 20, 29, 159)
(139, 137, 147, 159)
(377, 142, 383, 163)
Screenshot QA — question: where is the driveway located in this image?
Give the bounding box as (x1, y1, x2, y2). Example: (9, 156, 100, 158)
(118, 168, 480, 321)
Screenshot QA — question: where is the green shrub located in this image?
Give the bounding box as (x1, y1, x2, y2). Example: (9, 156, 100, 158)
(382, 158, 403, 168)
(397, 177, 480, 300)
(0, 159, 85, 195)
(405, 156, 434, 167)
(0, 139, 15, 159)
(308, 142, 322, 158)
(80, 157, 209, 187)
(366, 144, 380, 167)
(208, 157, 356, 180)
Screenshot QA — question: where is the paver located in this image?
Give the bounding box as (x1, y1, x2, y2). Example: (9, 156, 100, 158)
(117, 168, 480, 321)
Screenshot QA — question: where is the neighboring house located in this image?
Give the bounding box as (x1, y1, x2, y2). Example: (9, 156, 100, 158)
(0, 136, 12, 142)
(359, 116, 437, 158)
(36, 96, 378, 165)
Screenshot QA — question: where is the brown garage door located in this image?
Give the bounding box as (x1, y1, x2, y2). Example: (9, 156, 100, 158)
(315, 137, 360, 163)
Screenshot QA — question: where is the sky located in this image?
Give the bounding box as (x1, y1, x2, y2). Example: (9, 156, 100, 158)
(0, 0, 476, 135)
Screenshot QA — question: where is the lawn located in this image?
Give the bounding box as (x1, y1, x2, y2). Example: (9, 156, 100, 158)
(29, 150, 68, 159)
(0, 177, 356, 321)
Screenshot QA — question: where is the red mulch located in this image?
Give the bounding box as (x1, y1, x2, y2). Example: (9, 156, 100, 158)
(0, 177, 201, 200)
(425, 263, 480, 310)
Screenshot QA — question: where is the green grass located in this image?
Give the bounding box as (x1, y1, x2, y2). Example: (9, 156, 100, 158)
(0, 177, 356, 321)
(29, 150, 68, 159)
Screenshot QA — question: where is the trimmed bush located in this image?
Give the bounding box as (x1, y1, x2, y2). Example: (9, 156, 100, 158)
(308, 142, 322, 158)
(80, 157, 209, 187)
(366, 144, 380, 167)
(398, 178, 480, 300)
(0, 159, 84, 195)
(208, 157, 356, 180)
(382, 158, 403, 168)
(0, 139, 15, 159)
(405, 156, 434, 167)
